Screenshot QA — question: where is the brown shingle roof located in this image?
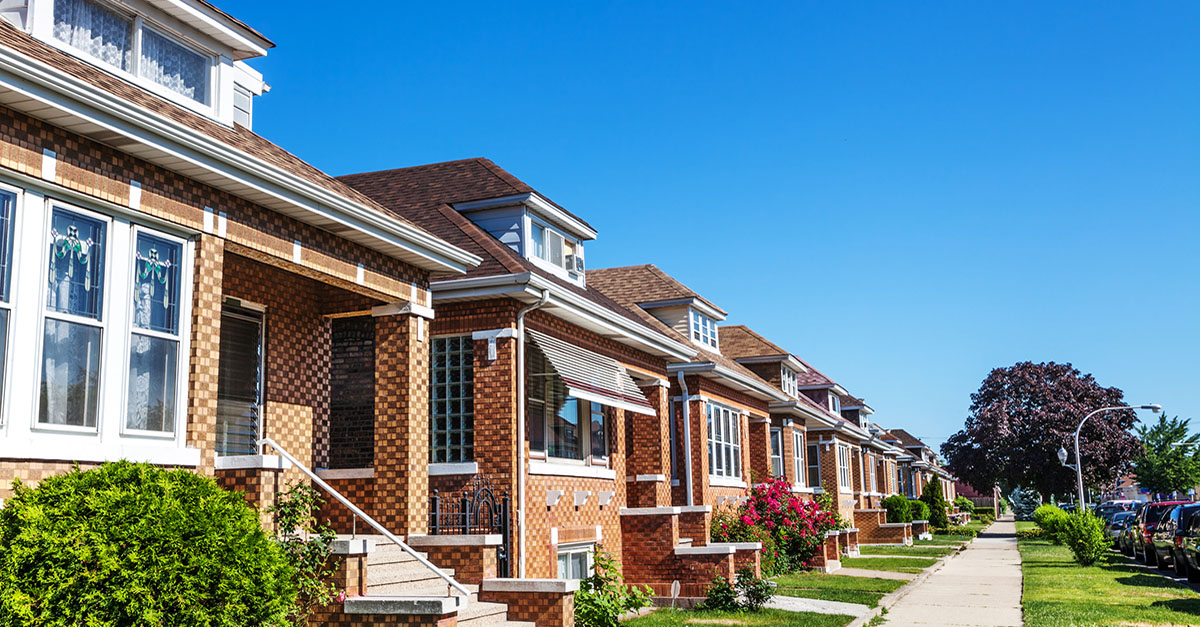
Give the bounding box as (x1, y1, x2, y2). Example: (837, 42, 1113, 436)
(195, 0, 276, 48)
(586, 265, 727, 316)
(718, 325, 789, 360)
(0, 21, 446, 242)
(888, 429, 930, 450)
(793, 356, 835, 387)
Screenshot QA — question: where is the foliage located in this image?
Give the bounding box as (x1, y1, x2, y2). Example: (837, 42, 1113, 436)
(575, 547, 653, 627)
(882, 494, 912, 523)
(815, 483, 850, 529)
(1131, 414, 1200, 496)
(735, 568, 774, 612)
(712, 479, 839, 574)
(0, 461, 296, 626)
(908, 499, 930, 521)
(700, 575, 739, 612)
(772, 572, 905, 608)
(941, 362, 1139, 497)
(1010, 487, 1042, 521)
(711, 507, 787, 576)
(935, 526, 980, 539)
(1016, 527, 1047, 540)
(1059, 510, 1111, 566)
(268, 483, 341, 626)
(953, 496, 975, 513)
(998, 498, 1009, 514)
(1033, 504, 1069, 544)
(920, 480, 950, 529)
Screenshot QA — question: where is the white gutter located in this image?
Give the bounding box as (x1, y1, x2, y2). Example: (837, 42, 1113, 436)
(667, 362, 789, 403)
(769, 400, 839, 428)
(515, 289, 549, 579)
(677, 371, 694, 507)
(0, 44, 480, 274)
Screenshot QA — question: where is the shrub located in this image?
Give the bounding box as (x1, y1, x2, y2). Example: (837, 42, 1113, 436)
(0, 461, 296, 626)
(712, 507, 789, 576)
(1033, 504, 1069, 544)
(269, 483, 341, 627)
(909, 499, 930, 521)
(735, 568, 774, 612)
(740, 479, 839, 567)
(954, 496, 975, 513)
(1060, 510, 1112, 566)
(700, 575, 739, 612)
(1016, 527, 1046, 540)
(1010, 487, 1042, 521)
(883, 494, 912, 523)
(575, 547, 652, 627)
(815, 483, 850, 530)
(920, 481, 950, 529)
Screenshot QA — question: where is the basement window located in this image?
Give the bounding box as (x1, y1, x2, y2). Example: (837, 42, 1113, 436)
(557, 544, 594, 580)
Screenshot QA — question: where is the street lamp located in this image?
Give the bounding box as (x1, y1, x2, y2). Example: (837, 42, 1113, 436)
(1072, 404, 1162, 508)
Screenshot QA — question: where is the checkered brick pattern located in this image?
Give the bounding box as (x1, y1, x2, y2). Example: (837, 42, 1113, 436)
(420, 545, 498, 585)
(331, 553, 369, 597)
(374, 314, 430, 535)
(213, 467, 285, 532)
(478, 588, 573, 627)
(625, 383, 672, 508)
(309, 609, 457, 627)
(187, 235, 224, 475)
(854, 508, 912, 545)
(318, 476, 375, 534)
(748, 419, 771, 483)
(0, 460, 98, 500)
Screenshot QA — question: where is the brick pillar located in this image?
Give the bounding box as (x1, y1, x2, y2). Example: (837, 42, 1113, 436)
(629, 381, 672, 507)
(187, 235, 223, 475)
(374, 312, 431, 535)
(688, 396, 708, 507)
(748, 418, 771, 484)
(780, 421, 796, 486)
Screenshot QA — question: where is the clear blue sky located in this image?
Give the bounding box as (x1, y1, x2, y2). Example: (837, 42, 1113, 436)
(226, 1, 1198, 448)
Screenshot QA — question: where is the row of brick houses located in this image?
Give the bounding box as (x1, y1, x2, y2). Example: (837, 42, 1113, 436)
(0, 1, 960, 625)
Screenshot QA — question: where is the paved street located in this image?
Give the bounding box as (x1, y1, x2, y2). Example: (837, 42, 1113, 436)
(881, 516, 1023, 626)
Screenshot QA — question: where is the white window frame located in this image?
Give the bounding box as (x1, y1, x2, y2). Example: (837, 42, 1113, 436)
(39, 0, 218, 116)
(829, 393, 841, 413)
(0, 182, 23, 428)
(792, 430, 804, 488)
(807, 441, 821, 488)
(525, 217, 584, 284)
(556, 543, 594, 580)
(689, 309, 718, 349)
(707, 402, 741, 480)
(769, 427, 783, 479)
(868, 452, 877, 493)
(837, 443, 851, 490)
(781, 365, 797, 397)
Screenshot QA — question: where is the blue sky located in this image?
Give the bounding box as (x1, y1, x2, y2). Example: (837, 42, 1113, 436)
(226, 1, 1198, 448)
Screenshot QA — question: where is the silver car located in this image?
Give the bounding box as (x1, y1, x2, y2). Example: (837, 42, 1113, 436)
(1107, 511, 1135, 539)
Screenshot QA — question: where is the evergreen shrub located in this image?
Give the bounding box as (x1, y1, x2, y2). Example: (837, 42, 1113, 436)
(921, 480, 951, 529)
(1010, 487, 1042, 522)
(883, 494, 913, 523)
(909, 499, 931, 521)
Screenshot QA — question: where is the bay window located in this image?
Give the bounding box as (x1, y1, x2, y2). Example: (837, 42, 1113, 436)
(707, 402, 741, 479)
(769, 427, 783, 479)
(125, 230, 183, 433)
(430, 335, 474, 463)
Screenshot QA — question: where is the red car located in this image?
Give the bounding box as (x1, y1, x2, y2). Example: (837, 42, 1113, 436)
(1133, 500, 1192, 565)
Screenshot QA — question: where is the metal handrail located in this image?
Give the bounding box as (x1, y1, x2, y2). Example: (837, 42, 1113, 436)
(258, 438, 471, 601)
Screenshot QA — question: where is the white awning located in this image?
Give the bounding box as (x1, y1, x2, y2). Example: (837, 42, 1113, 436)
(526, 329, 656, 416)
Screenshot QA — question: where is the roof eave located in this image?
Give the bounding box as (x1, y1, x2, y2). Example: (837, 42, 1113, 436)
(667, 362, 789, 403)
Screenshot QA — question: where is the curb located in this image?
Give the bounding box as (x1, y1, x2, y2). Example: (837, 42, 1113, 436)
(843, 524, 988, 627)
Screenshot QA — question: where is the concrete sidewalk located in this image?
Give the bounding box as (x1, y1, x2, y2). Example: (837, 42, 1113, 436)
(880, 517, 1023, 626)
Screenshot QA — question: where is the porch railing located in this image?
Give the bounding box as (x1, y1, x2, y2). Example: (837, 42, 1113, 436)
(258, 438, 471, 601)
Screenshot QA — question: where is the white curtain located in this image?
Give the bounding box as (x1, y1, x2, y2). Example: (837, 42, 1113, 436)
(52, 0, 132, 70)
(126, 283, 153, 430)
(140, 28, 207, 103)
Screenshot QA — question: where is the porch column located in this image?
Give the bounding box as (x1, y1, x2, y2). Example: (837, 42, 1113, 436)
(374, 308, 432, 535)
(629, 380, 672, 507)
(748, 417, 771, 484)
(187, 234, 224, 475)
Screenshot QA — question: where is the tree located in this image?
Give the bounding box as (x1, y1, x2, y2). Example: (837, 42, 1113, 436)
(1131, 414, 1200, 497)
(941, 361, 1140, 500)
(921, 478, 950, 529)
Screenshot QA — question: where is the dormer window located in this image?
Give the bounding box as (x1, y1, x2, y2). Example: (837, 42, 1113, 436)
(829, 393, 840, 413)
(781, 366, 798, 397)
(529, 220, 584, 282)
(689, 309, 717, 349)
(50, 0, 214, 108)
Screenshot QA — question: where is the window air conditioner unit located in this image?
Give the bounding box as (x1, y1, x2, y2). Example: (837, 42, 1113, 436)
(567, 254, 584, 273)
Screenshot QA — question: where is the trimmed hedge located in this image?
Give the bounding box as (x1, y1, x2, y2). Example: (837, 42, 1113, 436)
(909, 499, 931, 521)
(883, 494, 913, 523)
(1033, 504, 1069, 544)
(0, 461, 296, 625)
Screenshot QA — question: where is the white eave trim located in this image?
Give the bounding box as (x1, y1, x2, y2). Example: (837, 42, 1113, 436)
(735, 354, 809, 373)
(453, 192, 598, 241)
(143, 0, 274, 58)
(430, 272, 697, 361)
(668, 362, 789, 403)
(769, 400, 839, 427)
(636, 296, 727, 320)
(0, 45, 481, 274)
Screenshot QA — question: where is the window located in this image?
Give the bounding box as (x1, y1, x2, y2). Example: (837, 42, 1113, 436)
(690, 309, 718, 348)
(431, 335, 473, 463)
(868, 453, 877, 492)
(216, 305, 262, 455)
(829, 393, 841, 413)
(837, 444, 851, 490)
(526, 347, 609, 465)
(0, 190, 15, 412)
(807, 442, 821, 488)
(557, 545, 593, 580)
(125, 230, 182, 433)
(39, 206, 107, 427)
(707, 402, 741, 479)
(669, 402, 678, 480)
(770, 428, 783, 479)
(792, 430, 804, 487)
(781, 366, 797, 397)
(528, 220, 583, 276)
(53, 0, 213, 105)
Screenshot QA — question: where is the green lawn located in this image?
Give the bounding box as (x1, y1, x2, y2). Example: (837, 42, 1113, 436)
(1014, 521, 1036, 532)
(1020, 535, 1200, 626)
(858, 545, 957, 558)
(840, 556, 937, 573)
(913, 536, 968, 546)
(773, 571, 907, 607)
(624, 608, 854, 626)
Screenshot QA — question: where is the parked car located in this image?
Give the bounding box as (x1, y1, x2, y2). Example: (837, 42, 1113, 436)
(1097, 500, 1137, 521)
(1175, 505, 1200, 582)
(1117, 514, 1139, 555)
(1106, 511, 1135, 540)
(1151, 504, 1200, 573)
(1133, 500, 1192, 564)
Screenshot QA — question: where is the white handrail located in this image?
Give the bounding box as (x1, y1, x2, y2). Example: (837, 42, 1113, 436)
(258, 437, 471, 601)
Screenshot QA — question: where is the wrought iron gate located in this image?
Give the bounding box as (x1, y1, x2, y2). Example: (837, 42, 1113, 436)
(430, 474, 511, 577)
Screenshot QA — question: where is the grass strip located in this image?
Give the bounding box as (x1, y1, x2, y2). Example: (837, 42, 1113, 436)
(773, 572, 906, 608)
(625, 608, 854, 626)
(840, 556, 937, 573)
(858, 545, 956, 558)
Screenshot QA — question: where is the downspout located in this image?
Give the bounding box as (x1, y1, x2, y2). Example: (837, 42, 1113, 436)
(677, 371, 694, 507)
(516, 289, 550, 579)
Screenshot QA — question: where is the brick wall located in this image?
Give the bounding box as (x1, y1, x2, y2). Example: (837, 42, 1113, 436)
(329, 317, 376, 469)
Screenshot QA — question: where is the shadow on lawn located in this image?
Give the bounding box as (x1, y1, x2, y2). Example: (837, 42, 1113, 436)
(1150, 599, 1200, 614)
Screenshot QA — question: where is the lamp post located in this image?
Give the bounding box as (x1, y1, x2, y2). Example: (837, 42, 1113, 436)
(1071, 404, 1162, 509)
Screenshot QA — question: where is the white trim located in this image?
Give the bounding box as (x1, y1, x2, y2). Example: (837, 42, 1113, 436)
(471, 328, 518, 340)
(371, 301, 434, 320)
(343, 597, 460, 616)
(481, 578, 580, 594)
(619, 506, 681, 516)
(675, 545, 735, 556)
(213, 454, 290, 470)
(428, 462, 478, 476)
(408, 534, 502, 547)
(573, 490, 590, 507)
(709, 476, 747, 489)
(316, 467, 374, 480)
(453, 192, 597, 241)
(719, 542, 763, 551)
(529, 461, 616, 480)
(627, 474, 667, 483)
(678, 505, 712, 514)
(0, 441, 200, 465)
(40, 148, 55, 181)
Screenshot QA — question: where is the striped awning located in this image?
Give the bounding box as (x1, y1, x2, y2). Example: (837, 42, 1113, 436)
(526, 329, 656, 416)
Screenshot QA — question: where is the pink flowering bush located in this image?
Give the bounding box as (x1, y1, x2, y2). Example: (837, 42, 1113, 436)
(710, 478, 840, 575)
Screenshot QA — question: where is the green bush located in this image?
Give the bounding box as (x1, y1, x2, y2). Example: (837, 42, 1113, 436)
(1060, 511, 1112, 566)
(700, 575, 739, 612)
(269, 483, 341, 627)
(0, 461, 296, 626)
(1016, 528, 1046, 540)
(883, 495, 912, 523)
(921, 481, 950, 529)
(909, 499, 931, 521)
(1033, 504, 1069, 544)
(575, 547, 652, 627)
(735, 568, 774, 612)
(954, 496, 975, 513)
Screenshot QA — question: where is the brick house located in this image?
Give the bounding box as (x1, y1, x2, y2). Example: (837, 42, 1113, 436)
(338, 161, 741, 600)
(888, 428, 958, 506)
